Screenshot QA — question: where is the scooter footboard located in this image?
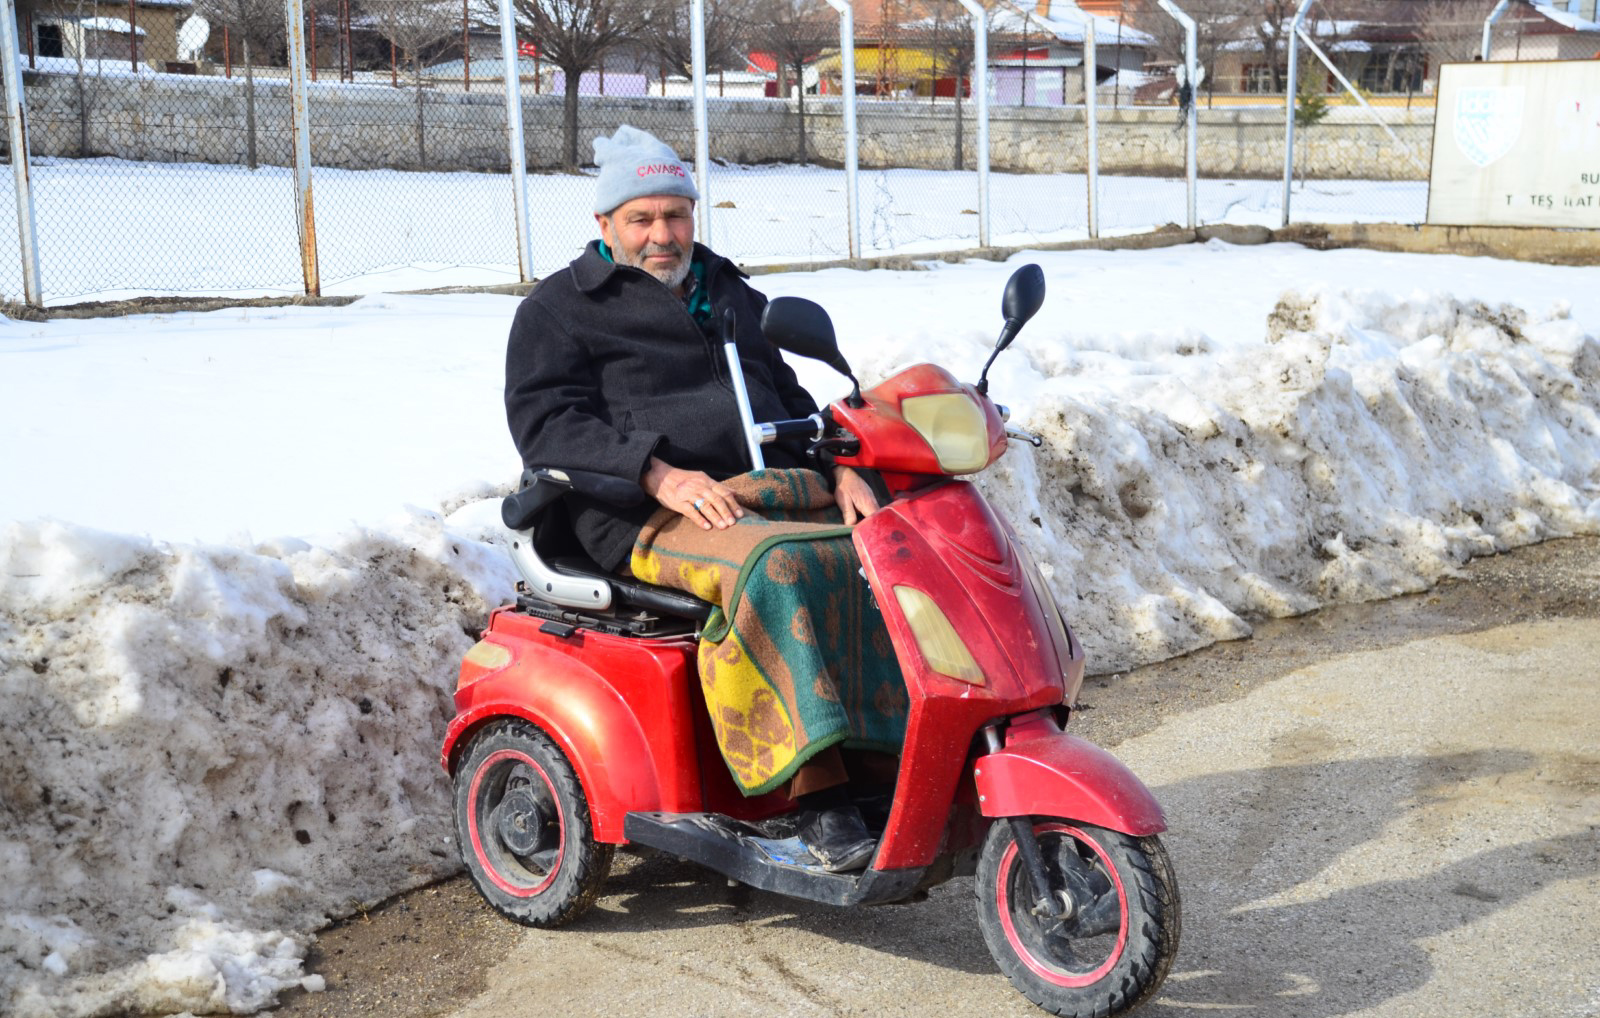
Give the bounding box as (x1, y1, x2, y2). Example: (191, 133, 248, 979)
(974, 731, 1166, 836)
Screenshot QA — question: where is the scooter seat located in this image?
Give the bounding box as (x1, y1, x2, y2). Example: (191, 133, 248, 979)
(549, 555, 715, 623)
(504, 468, 715, 624)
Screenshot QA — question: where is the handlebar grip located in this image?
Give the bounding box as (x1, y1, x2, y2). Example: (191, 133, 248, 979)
(757, 415, 825, 444)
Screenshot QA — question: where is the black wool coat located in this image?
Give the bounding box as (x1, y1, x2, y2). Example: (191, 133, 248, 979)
(505, 240, 822, 571)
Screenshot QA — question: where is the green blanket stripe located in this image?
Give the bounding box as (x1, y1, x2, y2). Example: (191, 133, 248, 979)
(699, 525, 856, 643)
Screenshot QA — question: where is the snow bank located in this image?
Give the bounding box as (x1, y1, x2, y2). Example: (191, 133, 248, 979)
(973, 289, 1600, 670)
(0, 513, 516, 1017)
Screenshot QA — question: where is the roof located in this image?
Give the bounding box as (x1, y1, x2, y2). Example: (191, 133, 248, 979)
(81, 17, 148, 35)
(1221, 18, 1372, 53)
(1524, 0, 1600, 33)
(993, 2, 1156, 48)
(663, 70, 770, 84)
(422, 57, 541, 79)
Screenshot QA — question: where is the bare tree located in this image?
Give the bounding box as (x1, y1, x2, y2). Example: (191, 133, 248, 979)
(27, 0, 108, 155)
(367, 0, 456, 169)
(509, 0, 650, 170)
(741, 0, 835, 164)
(193, 0, 285, 168)
(1127, 0, 1245, 103)
(1237, 0, 1299, 93)
(1416, 0, 1489, 70)
(640, 0, 752, 80)
(920, 0, 999, 172)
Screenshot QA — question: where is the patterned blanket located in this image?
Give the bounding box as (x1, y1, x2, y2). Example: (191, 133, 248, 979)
(630, 469, 906, 796)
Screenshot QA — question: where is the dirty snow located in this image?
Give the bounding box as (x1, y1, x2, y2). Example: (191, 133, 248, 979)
(2, 241, 1598, 1015)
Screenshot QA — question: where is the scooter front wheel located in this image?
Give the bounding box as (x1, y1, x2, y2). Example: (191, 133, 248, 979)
(976, 819, 1180, 1018)
(453, 719, 613, 928)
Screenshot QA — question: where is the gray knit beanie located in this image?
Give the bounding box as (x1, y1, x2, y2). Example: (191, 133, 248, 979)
(592, 125, 700, 214)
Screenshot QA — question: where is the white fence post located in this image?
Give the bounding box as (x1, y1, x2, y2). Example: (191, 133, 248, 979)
(283, 0, 319, 296)
(498, 0, 533, 282)
(1279, 0, 1316, 229)
(822, 0, 860, 259)
(1, 0, 43, 305)
(1482, 0, 1513, 60)
(1073, 7, 1099, 239)
(954, 0, 989, 247)
(691, 0, 712, 247)
(1156, 0, 1197, 229)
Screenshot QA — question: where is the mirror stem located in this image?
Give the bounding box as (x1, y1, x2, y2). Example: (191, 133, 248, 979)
(976, 322, 1018, 396)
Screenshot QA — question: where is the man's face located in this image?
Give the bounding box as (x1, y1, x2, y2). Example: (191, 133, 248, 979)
(597, 195, 696, 289)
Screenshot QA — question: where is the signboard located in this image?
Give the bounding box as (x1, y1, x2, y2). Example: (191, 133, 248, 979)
(1428, 60, 1600, 229)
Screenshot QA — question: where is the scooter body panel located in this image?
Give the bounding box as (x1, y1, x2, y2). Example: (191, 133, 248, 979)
(974, 716, 1167, 836)
(442, 610, 703, 842)
(854, 480, 1084, 870)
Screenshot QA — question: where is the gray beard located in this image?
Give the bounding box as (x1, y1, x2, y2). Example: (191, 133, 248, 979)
(622, 243, 691, 290)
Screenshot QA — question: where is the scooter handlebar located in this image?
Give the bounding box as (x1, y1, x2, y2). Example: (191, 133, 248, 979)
(1006, 424, 1043, 447)
(754, 414, 826, 445)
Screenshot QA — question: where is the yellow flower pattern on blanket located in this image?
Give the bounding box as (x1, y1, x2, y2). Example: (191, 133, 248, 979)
(701, 630, 798, 789)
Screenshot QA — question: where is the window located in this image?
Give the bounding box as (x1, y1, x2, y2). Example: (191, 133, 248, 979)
(38, 22, 63, 58)
(1243, 64, 1284, 94)
(1358, 50, 1426, 94)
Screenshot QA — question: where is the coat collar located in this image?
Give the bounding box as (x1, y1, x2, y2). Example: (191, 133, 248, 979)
(568, 239, 747, 295)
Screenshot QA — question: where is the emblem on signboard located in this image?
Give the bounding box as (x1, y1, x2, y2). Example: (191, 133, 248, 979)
(1454, 87, 1525, 168)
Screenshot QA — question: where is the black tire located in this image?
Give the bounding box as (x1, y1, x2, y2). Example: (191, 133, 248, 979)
(453, 719, 613, 928)
(976, 819, 1180, 1018)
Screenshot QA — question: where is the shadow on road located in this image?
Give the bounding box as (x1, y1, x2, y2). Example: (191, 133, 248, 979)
(1136, 745, 1599, 1016)
(1144, 828, 1597, 1016)
(529, 746, 1598, 1016)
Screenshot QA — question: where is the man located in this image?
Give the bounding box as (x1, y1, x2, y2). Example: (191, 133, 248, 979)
(505, 126, 900, 871)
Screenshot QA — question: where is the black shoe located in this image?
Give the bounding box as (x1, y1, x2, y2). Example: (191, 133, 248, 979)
(796, 804, 877, 872)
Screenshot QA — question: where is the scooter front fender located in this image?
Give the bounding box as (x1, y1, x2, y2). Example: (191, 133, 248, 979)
(974, 730, 1166, 837)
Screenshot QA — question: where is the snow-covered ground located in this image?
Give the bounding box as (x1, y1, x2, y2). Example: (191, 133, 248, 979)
(3, 241, 1598, 1016)
(0, 157, 1424, 304)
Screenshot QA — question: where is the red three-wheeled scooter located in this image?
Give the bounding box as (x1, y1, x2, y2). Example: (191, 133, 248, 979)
(441, 265, 1180, 1016)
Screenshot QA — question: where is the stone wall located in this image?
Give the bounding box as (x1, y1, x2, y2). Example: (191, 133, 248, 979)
(14, 70, 1435, 181)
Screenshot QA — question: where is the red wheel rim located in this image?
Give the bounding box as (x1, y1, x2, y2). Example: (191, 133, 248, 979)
(467, 748, 566, 897)
(995, 823, 1129, 988)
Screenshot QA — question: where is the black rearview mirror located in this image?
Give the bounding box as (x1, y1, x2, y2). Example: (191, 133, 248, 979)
(761, 296, 863, 407)
(762, 297, 850, 376)
(977, 263, 1047, 395)
(998, 264, 1046, 350)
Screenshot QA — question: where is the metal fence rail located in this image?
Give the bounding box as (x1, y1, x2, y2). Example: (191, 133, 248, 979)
(0, 0, 1468, 307)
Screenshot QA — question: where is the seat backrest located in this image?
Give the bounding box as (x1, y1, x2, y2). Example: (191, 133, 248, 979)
(501, 470, 716, 625)
(503, 470, 615, 612)
(502, 468, 572, 531)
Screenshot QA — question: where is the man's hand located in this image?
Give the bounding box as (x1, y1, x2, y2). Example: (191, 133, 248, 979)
(642, 457, 743, 530)
(833, 465, 880, 526)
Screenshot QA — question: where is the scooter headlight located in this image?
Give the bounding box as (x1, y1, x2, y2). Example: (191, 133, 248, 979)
(901, 393, 990, 473)
(892, 585, 985, 685)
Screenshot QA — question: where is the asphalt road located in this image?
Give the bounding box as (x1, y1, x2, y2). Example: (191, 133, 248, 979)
(276, 538, 1600, 1018)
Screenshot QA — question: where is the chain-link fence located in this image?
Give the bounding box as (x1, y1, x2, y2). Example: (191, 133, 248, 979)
(0, 0, 1481, 306)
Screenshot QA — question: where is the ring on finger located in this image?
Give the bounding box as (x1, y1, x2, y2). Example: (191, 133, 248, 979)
(693, 497, 706, 510)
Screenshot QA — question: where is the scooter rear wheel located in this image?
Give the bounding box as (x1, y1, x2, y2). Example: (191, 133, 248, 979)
(453, 719, 613, 928)
(976, 819, 1180, 1018)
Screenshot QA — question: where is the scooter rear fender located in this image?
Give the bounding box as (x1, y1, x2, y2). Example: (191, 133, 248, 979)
(974, 716, 1166, 836)
(442, 619, 701, 844)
